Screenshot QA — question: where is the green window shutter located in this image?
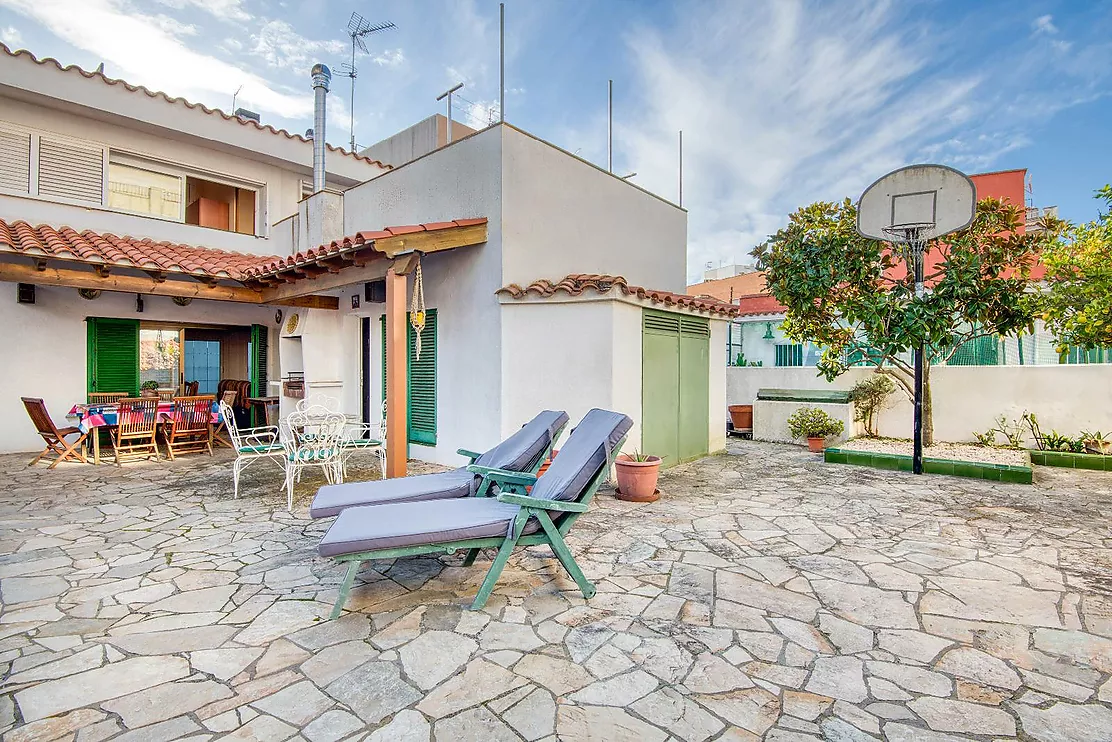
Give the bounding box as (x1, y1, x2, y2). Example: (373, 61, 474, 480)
(250, 324, 268, 397)
(775, 343, 803, 367)
(380, 311, 438, 445)
(87, 317, 139, 396)
(407, 309, 437, 445)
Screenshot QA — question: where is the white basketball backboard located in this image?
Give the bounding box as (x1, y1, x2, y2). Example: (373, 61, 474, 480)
(857, 164, 977, 241)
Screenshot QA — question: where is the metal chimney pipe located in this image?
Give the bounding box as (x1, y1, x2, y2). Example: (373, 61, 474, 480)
(310, 64, 332, 193)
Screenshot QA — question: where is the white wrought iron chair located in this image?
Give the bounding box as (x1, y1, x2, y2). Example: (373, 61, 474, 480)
(295, 393, 341, 418)
(339, 399, 387, 480)
(220, 400, 287, 499)
(282, 410, 346, 511)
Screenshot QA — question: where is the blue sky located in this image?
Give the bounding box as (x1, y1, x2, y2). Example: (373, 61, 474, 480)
(1, 0, 1109, 282)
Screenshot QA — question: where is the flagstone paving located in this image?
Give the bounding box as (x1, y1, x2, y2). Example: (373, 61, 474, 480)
(1, 441, 1111, 741)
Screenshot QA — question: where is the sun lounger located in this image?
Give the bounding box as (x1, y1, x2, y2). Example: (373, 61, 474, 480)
(319, 408, 632, 616)
(309, 410, 569, 518)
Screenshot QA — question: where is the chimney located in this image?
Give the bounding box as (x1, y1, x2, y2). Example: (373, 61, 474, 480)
(310, 63, 332, 193)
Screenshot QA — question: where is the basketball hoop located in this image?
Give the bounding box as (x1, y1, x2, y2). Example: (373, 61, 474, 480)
(881, 222, 935, 297)
(857, 164, 977, 475)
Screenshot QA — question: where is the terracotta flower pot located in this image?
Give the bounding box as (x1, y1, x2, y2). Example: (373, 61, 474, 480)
(807, 437, 826, 453)
(728, 404, 753, 430)
(614, 454, 661, 502)
(141, 389, 159, 398)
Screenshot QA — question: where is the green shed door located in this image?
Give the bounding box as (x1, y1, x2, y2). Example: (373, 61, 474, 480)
(642, 310, 709, 466)
(642, 313, 681, 465)
(678, 317, 710, 462)
(87, 317, 140, 397)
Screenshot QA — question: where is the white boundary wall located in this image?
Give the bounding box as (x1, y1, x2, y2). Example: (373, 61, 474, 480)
(728, 365, 1112, 446)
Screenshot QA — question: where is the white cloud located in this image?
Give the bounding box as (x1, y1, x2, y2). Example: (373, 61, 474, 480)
(1032, 14, 1058, 35)
(0, 0, 315, 118)
(250, 19, 345, 72)
(612, 1, 998, 280)
(154, 0, 251, 23)
(370, 48, 404, 69)
(0, 24, 21, 47)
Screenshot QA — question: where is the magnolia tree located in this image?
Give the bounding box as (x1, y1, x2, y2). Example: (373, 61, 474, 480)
(1042, 185, 1112, 350)
(752, 197, 1064, 445)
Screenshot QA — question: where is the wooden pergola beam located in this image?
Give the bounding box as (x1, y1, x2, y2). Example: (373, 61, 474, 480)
(384, 267, 408, 478)
(0, 260, 337, 309)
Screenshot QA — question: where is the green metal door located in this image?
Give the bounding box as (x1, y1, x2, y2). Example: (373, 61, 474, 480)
(642, 310, 709, 466)
(642, 313, 681, 465)
(678, 317, 710, 462)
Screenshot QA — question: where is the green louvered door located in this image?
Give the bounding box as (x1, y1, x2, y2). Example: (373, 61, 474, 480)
(250, 324, 268, 397)
(87, 317, 139, 397)
(642, 310, 709, 467)
(380, 309, 438, 445)
(678, 317, 710, 462)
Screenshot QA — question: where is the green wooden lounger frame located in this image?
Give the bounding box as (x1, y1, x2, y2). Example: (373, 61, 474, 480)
(329, 433, 628, 617)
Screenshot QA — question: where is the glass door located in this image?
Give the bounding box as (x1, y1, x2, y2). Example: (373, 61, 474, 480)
(185, 340, 221, 395)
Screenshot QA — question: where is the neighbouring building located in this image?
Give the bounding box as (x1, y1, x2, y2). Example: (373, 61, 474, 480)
(0, 43, 735, 470)
(689, 169, 1095, 371)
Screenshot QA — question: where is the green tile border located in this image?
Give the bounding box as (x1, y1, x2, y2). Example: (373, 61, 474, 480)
(824, 447, 1033, 484)
(1028, 449, 1112, 471)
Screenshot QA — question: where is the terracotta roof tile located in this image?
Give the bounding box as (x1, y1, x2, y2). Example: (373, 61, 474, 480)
(0, 43, 391, 170)
(0, 220, 269, 279)
(497, 273, 739, 317)
(242, 218, 487, 279)
(0, 217, 489, 284)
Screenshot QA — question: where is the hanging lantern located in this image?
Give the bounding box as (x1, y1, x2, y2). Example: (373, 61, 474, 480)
(409, 255, 427, 360)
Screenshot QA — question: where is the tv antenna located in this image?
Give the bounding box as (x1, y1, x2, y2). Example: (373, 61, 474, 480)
(340, 12, 396, 152)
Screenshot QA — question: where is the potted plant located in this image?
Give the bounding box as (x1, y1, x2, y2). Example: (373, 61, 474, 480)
(727, 404, 753, 431)
(615, 451, 662, 502)
(787, 406, 845, 453)
(140, 380, 160, 398)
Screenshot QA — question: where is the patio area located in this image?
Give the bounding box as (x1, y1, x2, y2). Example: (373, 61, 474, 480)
(1, 442, 1111, 742)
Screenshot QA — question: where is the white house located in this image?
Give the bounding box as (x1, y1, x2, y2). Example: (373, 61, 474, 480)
(0, 43, 736, 473)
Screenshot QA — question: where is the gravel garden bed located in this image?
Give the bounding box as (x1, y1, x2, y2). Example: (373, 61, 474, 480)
(838, 437, 1029, 467)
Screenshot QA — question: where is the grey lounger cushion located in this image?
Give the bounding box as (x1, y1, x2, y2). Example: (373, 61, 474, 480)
(318, 409, 633, 558)
(310, 410, 569, 518)
(318, 498, 538, 556)
(530, 409, 633, 502)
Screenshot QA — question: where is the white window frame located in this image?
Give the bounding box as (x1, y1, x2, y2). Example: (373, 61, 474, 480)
(0, 121, 109, 207)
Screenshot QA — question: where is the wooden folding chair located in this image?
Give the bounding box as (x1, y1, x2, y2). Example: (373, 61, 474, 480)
(162, 395, 215, 460)
(88, 392, 128, 405)
(212, 390, 238, 448)
(22, 397, 88, 469)
(113, 397, 160, 465)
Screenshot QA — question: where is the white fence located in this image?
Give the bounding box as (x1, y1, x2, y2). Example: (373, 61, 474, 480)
(728, 365, 1112, 446)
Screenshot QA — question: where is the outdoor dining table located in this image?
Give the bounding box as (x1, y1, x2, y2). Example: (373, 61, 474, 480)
(67, 400, 221, 464)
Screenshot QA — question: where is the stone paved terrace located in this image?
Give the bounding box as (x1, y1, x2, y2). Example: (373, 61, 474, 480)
(1, 442, 1112, 742)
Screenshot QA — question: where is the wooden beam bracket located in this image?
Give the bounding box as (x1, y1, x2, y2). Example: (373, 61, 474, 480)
(93, 265, 111, 278)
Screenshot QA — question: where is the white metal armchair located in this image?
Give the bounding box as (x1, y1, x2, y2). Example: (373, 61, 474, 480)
(220, 400, 286, 499)
(282, 410, 346, 511)
(339, 400, 387, 480)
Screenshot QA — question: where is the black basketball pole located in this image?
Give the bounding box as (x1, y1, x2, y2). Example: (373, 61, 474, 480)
(911, 228, 925, 475)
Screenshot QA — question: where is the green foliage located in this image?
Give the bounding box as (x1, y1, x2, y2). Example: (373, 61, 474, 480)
(787, 407, 845, 439)
(973, 414, 1025, 449)
(848, 374, 896, 437)
(140, 380, 160, 391)
(1041, 431, 1084, 453)
(1042, 186, 1112, 350)
(626, 450, 660, 463)
(752, 196, 1065, 444)
(972, 429, 997, 447)
(734, 351, 747, 366)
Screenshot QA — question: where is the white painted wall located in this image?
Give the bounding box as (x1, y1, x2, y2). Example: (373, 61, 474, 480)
(501, 300, 641, 453)
(708, 319, 728, 454)
(339, 126, 503, 466)
(0, 52, 384, 186)
(0, 94, 368, 256)
(0, 286, 277, 453)
(500, 126, 688, 294)
(728, 365, 1112, 446)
